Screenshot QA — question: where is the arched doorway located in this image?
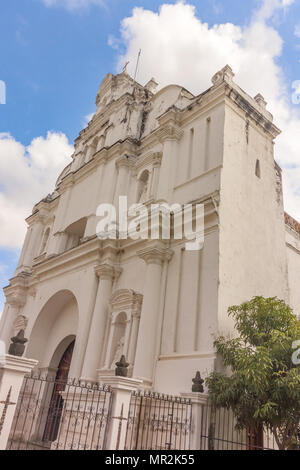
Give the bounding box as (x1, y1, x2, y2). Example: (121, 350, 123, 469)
(43, 340, 75, 442)
(26, 289, 79, 370)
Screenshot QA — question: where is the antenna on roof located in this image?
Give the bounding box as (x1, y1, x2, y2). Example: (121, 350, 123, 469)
(134, 49, 142, 81)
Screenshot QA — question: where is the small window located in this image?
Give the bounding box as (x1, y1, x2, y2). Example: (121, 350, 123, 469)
(255, 160, 261, 178)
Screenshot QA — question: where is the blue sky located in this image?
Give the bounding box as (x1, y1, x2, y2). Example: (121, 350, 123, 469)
(0, 0, 300, 313)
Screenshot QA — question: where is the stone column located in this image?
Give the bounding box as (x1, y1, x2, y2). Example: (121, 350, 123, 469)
(103, 316, 116, 370)
(133, 244, 173, 387)
(127, 314, 140, 366)
(149, 152, 162, 199)
(113, 155, 133, 206)
(85, 145, 94, 163)
(181, 392, 210, 450)
(80, 264, 121, 382)
(15, 228, 32, 274)
(22, 218, 45, 270)
(47, 176, 74, 256)
(0, 287, 26, 352)
(156, 115, 183, 202)
(97, 375, 142, 450)
(0, 355, 38, 450)
(0, 305, 20, 352)
(123, 317, 132, 359)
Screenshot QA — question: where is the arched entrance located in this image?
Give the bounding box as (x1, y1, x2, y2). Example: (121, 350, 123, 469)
(26, 289, 79, 370)
(43, 340, 75, 442)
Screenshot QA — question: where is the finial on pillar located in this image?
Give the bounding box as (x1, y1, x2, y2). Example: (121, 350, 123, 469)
(115, 355, 129, 377)
(212, 65, 235, 86)
(192, 371, 204, 393)
(8, 330, 28, 357)
(254, 93, 267, 110)
(145, 78, 158, 94)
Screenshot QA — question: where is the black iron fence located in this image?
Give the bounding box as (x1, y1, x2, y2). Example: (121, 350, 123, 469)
(199, 404, 278, 451)
(125, 390, 192, 450)
(6, 373, 287, 451)
(7, 374, 112, 450)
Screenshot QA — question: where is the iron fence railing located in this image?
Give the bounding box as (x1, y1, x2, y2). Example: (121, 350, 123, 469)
(125, 390, 192, 450)
(7, 374, 112, 450)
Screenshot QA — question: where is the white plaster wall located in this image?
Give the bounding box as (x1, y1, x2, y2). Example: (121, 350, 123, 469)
(218, 103, 289, 334)
(154, 356, 215, 395)
(175, 104, 224, 189)
(160, 230, 219, 358)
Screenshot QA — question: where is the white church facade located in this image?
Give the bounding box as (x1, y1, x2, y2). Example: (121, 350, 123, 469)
(1, 65, 300, 397)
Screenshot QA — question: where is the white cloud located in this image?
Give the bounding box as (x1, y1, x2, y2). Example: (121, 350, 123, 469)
(295, 24, 300, 38)
(253, 0, 294, 21)
(113, 0, 300, 221)
(41, 0, 105, 10)
(0, 132, 73, 249)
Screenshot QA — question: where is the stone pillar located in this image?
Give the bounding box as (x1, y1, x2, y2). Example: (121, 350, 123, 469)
(47, 176, 74, 256)
(103, 317, 116, 370)
(127, 314, 140, 366)
(97, 375, 142, 450)
(113, 155, 133, 206)
(22, 218, 44, 270)
(123, 318, 131, 359)
(149, 153, 162, 199)
(81, 264, 121, 382)
(0, 285, 27, 351)
(85, 145, 94, 163)
(133, 244, 173, 387)
(15, 228, 31, 273)
(0, 355, 38, 450)
(0, 305, 20, 352)
(181, 392, 210, 450)
(156, 116, 183, 202)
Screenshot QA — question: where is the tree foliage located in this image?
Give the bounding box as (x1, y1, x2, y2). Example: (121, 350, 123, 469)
(206, 297, 300, 450)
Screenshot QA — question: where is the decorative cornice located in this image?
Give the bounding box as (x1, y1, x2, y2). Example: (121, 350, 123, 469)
(95, 263, 122, 281)
(155, 108, 183, 143)
(225, 86, 280, 139)
(3, 273, 31, 308)
(212, 64, 235, 87)
(156, 124, 183, 143)
(285, 212, 300, 236)
(110, 289, 143, 316)
(115, 154, 136, 170)
(58, 173, 75, 193)
(26, 209, 50, 226)
(152, 152, 163, 167)
(137, 243, 173, 265)
(134, 151, 162, 174)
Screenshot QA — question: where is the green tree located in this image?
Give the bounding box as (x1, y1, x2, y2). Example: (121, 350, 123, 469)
(206, 296, 300, 450)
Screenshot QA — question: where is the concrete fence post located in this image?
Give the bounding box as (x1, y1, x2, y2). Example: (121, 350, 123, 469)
(0, 355, 38, 450)
(181, 392, 210, 450)
(98, 375, 142, 450)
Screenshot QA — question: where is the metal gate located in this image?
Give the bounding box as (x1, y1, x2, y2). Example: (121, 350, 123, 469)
(125, 391, 192, 450)
(7, 374, 112, 450)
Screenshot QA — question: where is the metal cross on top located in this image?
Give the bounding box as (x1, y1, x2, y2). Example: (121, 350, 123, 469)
(0, 387, 16, 436)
